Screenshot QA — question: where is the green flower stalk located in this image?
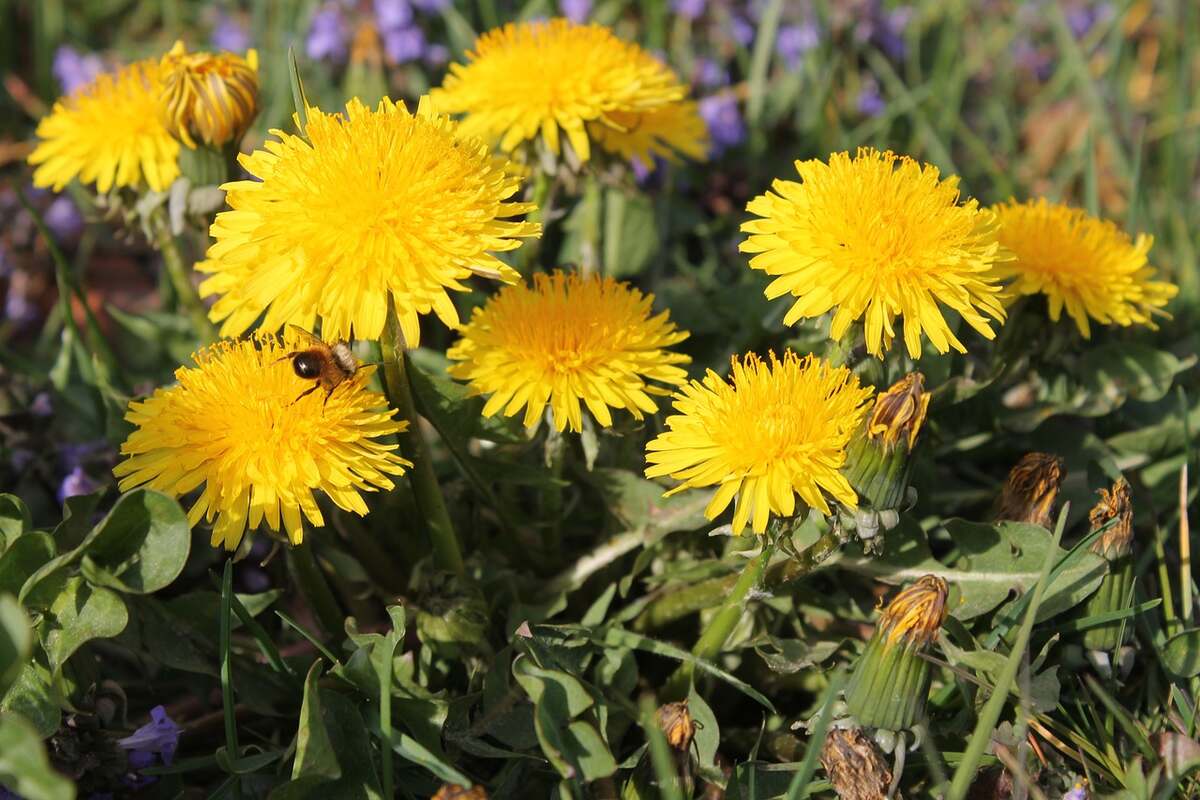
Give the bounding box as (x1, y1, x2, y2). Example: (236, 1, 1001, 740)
(994, 452, 1065, 528)
(845, 575, 948, 732)
(842, 372, 930, 546)
(1081, 479, 1135, 652)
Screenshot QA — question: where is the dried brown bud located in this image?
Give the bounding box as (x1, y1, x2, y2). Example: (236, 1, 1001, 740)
(867, 373, 930, 453)
(819, 727, 895, 800)
(995, 452, 1065, 528)
(432, 785, 488, 800)
(1089, 478, 1133, 560)
(655, 700, 697, 752)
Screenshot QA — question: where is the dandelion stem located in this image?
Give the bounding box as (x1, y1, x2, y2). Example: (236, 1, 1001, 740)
(381, 308, 466, 577)
(663, 540, 775, 699)
(152, 211, 217, 343)
(285, 541, 344, 636)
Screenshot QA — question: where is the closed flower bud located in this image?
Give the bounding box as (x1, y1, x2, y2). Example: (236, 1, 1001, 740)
(655, 700, 697, 752)
(843, 372, 929, 516)
(159, 40, 258, 149)
(1082, 479, 1135, 652)
(995, 452, 1064, 528)
(819, 727, 894, 800)
(845, 575, 948, 732)
(433, 784, 488, 800)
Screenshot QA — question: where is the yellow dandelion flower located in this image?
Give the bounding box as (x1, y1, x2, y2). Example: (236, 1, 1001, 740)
(740, 148, 1008, 358)
(991, 198, 1177, 337)
(446, 271, 690, 433)
(587, 102, 710, 169)
(160, 40, 259, 148)
(113, 332, 410, 550)
(432, 19, 694, 163)
(198, 96, 539, 346)
(28, 59, 180, 193)
(645, 351, 873, 535)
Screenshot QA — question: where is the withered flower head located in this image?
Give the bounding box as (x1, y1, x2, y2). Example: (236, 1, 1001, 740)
(845, 575, 948, 732)
(879, 574, 949, 649)
(819, 727, 894, 800)
(655, 700, 697, 752)
(995, 452, 1065, 528)
(868, 373, 930, 453)
(1088, 478, 1133, 560)
(432, 785, 488, 800)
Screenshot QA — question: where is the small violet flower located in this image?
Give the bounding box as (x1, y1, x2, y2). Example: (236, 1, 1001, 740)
(212, 12, 252, 52)
(52, 46, 105, 95)
(306, 4, 350, 63)
(560, 0, 592, 23)
(699, 93, 745, 154)
(118, 706, 181, 768)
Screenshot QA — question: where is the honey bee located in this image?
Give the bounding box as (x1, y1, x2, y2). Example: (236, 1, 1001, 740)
(280, 325, 358, 403)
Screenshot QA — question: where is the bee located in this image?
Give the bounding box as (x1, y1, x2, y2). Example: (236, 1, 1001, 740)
(280, 325, 358, 403)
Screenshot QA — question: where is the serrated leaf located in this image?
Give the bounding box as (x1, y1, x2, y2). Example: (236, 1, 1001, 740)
(839, 516, 1106, 622)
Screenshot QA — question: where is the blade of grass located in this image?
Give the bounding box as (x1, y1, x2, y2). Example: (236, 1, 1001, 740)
(947, 503, 1071, 800)
(785, 672, 845, 800)
(1083, 674, 1156, 761)
(746, 0, 784, 128)
(220, 559, 241, 797)
(207, 572, 296, 680)
(276, 610, 340, 664)
(287, 45, 309, 133)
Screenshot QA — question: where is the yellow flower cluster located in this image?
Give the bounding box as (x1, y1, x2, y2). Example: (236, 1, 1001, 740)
(19, 27, 1179, 550)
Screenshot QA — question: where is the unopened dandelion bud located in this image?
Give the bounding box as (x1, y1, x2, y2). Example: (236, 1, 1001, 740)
(432, 784, 488, 800)
(159, 40, 258, 150)
(1082, 479, 1135, 652)
(819, 727, 895, 800)
(843, 372, 930, 512)
(995, 452, 1064, 528)
(845, 575, 948, 732)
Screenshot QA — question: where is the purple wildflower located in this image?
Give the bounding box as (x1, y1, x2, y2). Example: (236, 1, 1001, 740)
(424, 43, 450, 66)
(118, 706, 181, 767)
(692, 57, 728, 89)
(560, 0, 592, 23)
(777, 22, 820, 68)
(856, 1, 911, 61)
(383, 25, 426, 64)
(52, 46, 104, 95)
(699, 93, 745, 154)
(58, 466, 102, 503)
(1066, 2, 1113, 38)
(212, 12, 252, 52)
(730, 15, 755, 47)
(856, 81, 886, 116)
(374, 0, 413, 31)
(30, 393, 53, 417)
(44, 195, 83, 243)
(672, 0, 706, 21)
(1013, 38, 1053, 81)
(306, 4, 350, 63)
(4, 284, 38, 326)
(410, 0, 450, 11)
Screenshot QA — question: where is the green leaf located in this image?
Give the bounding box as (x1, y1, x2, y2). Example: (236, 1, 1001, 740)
(512, 655, 595, 719)
(1, 656, 60, 738)
(0, 713, 75, 800)
(40, 577, 128, 678)
(1164, 628, 1200, 678)
(1078, 343, 1189, 407)
(589, 469, 711, 535)
(388, 730, 472, 786)
(406, 350, 527, 444)
(0, 534, 56, 596)
(0, 597, 32, 699)
(838, 517, 1106, 622)
(273, 684, 383, 800)
(603, 188, 659, 279)
(293, 662, 341, 781)
(80, 489, 190, 594)
(0, 495, 32, 554)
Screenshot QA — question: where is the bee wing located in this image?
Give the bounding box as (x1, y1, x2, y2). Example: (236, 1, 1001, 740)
(285, 324, 326, 350)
